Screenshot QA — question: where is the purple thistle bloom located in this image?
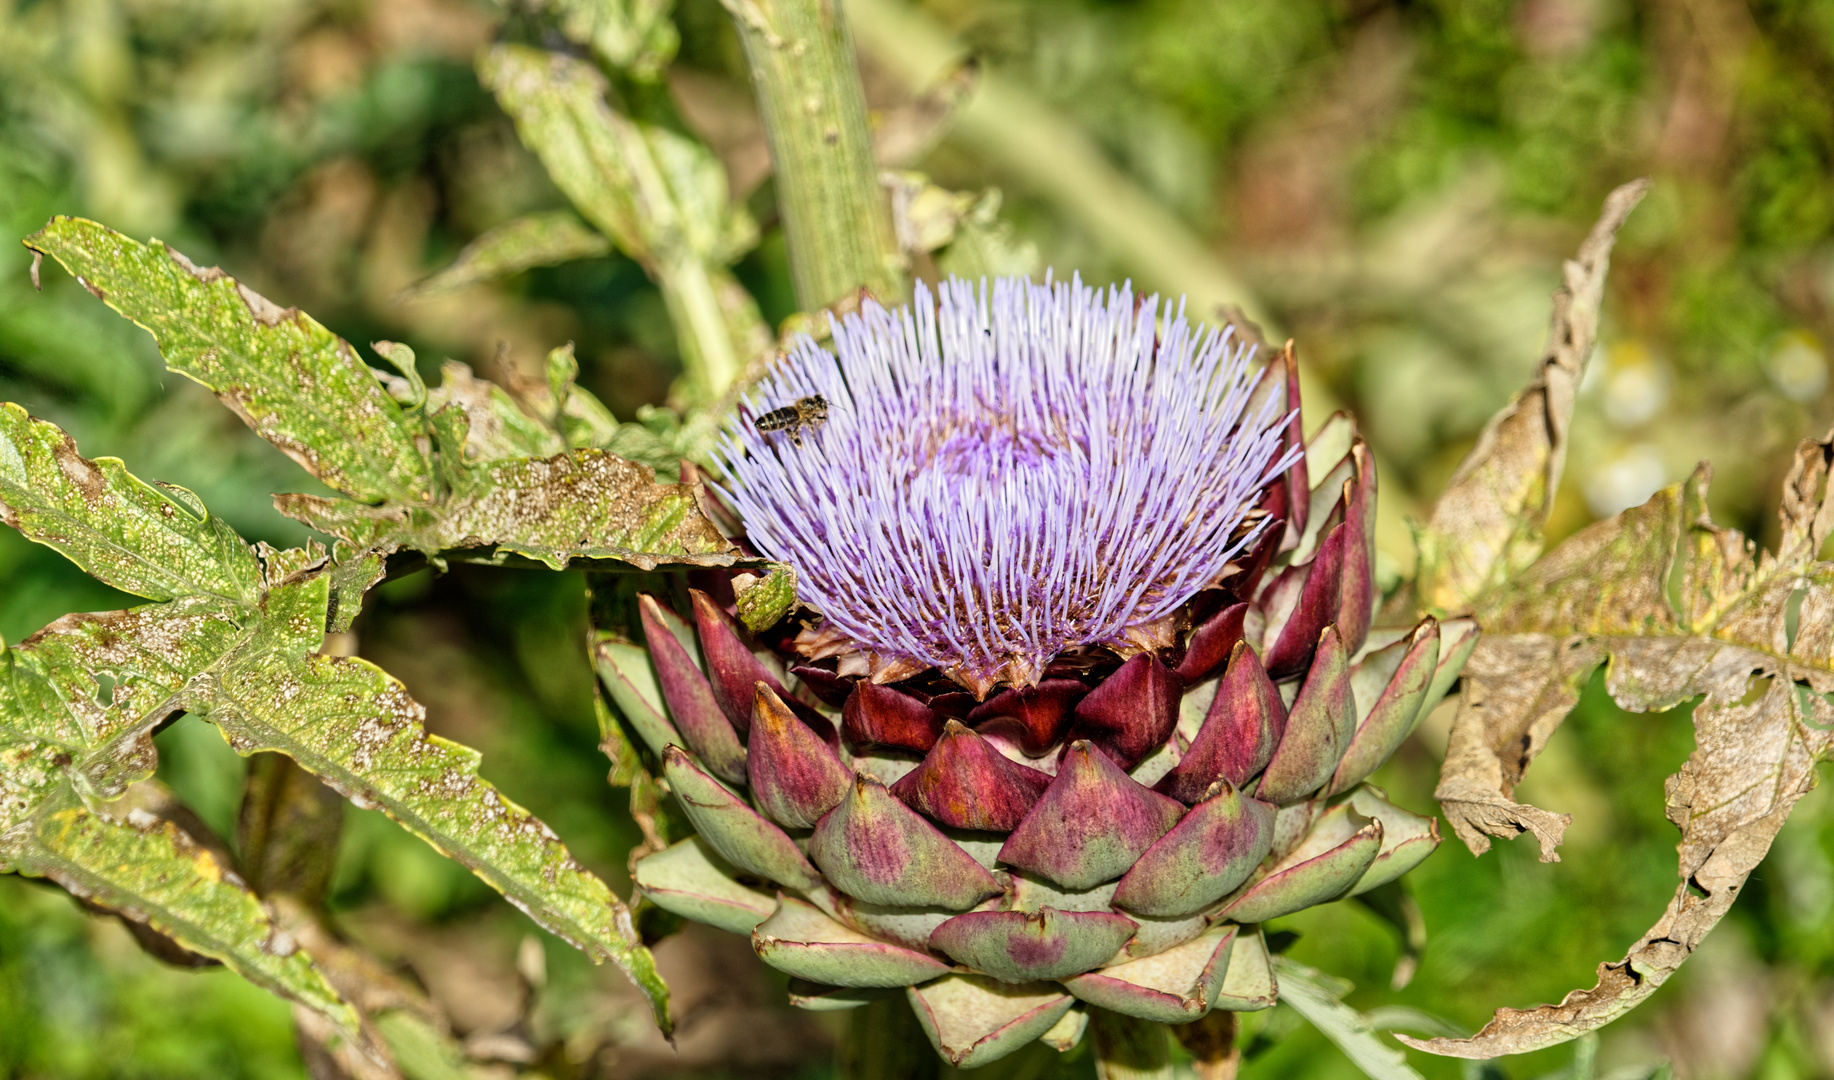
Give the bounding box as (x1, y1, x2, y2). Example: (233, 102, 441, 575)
(717, 275, 1294, 695)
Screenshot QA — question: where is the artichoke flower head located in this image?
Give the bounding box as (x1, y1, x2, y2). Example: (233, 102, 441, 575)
(721, 275, 1292, 698)
(614, 276, 1475, 1068)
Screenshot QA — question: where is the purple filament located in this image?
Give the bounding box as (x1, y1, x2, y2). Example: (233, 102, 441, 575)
(716, 275, 1293, 688)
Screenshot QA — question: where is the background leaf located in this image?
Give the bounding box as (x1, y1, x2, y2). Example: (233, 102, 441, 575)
(1273, 957, 1426, 1080)
(396, 212, 614, 302)
(477, 41, 761, 401)
(477, 45, 754, 272)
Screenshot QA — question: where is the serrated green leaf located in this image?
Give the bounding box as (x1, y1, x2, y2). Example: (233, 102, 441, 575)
(190, 572, 671, 1033)
(1, 783, 361, 1040)
(1, 598, 254, 816)
(0, 413, 669, 1032)
(225, 344, 738, 570)
(451, 451, 726, 569)
(0, 574, 674, 1033)
(277, 449, 736, 572)
(23, 217, 434, 504)
(397, 212, 614, 301)
(0, 402, 259, 604)
(0, 433, 268, 826)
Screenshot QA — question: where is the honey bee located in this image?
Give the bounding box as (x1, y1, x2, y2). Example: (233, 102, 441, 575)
(753, 394, 830, 446)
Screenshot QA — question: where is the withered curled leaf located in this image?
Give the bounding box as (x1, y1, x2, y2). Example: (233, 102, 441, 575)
(1412, 179, 1651, 617)
(1412, 433, 1834, 1058)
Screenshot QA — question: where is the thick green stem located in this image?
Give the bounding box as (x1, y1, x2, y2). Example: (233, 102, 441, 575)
(723, 0, 904, 311)
(1090, 1010, 1174, 1080)
(839, 996, 940, 1080)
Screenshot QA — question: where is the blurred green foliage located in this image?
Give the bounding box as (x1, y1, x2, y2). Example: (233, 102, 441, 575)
(0, 875, 303, 1080)
(923, 0, 1834, 544)
(1, 0, 1832, 1076)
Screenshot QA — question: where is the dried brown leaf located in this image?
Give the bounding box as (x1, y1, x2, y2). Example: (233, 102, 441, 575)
(1413, 433, 1834, 1057)
(1413, 179, 1651, 617)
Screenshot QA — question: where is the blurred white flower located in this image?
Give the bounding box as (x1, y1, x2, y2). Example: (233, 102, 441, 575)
(1600, 341, 1668, 427)
(1767, 329, 1827, 403)
(1585, 442, 1668, 518)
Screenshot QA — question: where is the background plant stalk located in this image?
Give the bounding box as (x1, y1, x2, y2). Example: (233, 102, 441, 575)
(722, 0, 905, 310)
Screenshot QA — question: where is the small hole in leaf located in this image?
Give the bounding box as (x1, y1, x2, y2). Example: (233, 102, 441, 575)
(1786, 586, 1807, 651)
(1737, 670, 1770, 707)
(93, 672, 117, 707)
